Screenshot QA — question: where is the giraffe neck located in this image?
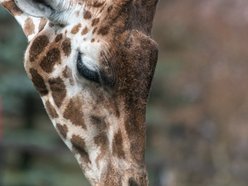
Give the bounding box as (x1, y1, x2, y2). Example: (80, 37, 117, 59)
(46, 94, 148, 186)
(85, 130, 148, 185)
(92, 159, 148, 186)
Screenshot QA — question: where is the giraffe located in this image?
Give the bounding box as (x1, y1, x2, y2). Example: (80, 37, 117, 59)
(0, 0, 158, 185)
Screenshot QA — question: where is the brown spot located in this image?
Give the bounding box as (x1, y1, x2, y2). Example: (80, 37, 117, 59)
(92, 1, 105, 7)
(94, 132, 108, 165)
(91, 38, 95, 43)
(104, 164, 121, 185)
(38, 18, 47, 32)
(129, 178, 139, 186)
(29, 69, 48, 96)
(98, 26, 109, 35)
(48, 77, 66, 108)
(29, 35, 49, 62)
(90, 115, 107, 131)
(99, 6, 105, 13)
(92, 27, 97, 34)
(62, 67, 70, 78)
(107, 5, 113, 12)
(2, 1, 23, 15)
(125, 114, 146, 163)
(71, 23, 81, 34)
(62, 67, 74, 85)
(64, 98, 86, 129)
(45, 100, 58, 118)
(112, 130, 125, 159)
(81, 27, 89, 35)
(71, 135, 90, 163)
(24, 18, 35, 36)
(94, 133, 108, 147)
(92, 18, 100, 26)
(90, 116, 103, 125)
(40, 48, 61, 73)
(55, 34, 63, 42)
(62, 38, 71, 56)
(84, 10, 92, 19)
(57, 123, 68, 139)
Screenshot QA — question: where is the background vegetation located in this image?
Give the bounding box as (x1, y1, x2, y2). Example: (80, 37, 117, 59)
(1, 0, 248, 186)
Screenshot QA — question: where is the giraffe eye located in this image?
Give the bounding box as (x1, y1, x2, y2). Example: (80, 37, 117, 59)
(76, 53, 100, 84)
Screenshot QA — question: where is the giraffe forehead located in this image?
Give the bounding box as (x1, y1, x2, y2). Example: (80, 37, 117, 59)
(22, 0, 112, 64)
(27, 21, 103, 59)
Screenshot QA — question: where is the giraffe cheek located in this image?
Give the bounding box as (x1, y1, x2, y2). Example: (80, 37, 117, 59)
(71, 135, 91, 164)
(40, 48, 61, 73)
(128, 178, 139, 186)
(63, 97, 87, 129)
(62, 38, 72, 56)
(48, 77, 67, 108)
(29, 68, 49, 96)
(56, 123, 68, 139)
(112, 130, 125, 159)
(45, 100, 59, 118)
(29, 35, 49, 62)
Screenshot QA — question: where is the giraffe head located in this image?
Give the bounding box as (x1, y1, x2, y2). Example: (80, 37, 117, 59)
(1, 0, 158, 185)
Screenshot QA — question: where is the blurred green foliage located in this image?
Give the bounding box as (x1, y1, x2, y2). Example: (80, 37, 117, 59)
(0, 8, 34, 114)
(0, 7, 90, 186)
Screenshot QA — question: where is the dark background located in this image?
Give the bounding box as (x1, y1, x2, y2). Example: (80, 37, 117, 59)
(1, 0, 248, 186)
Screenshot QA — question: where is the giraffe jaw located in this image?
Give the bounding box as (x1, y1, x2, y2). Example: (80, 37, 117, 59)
(43, 92, 148, 186)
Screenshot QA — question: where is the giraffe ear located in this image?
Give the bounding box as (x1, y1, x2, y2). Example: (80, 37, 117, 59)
(14, 0, 66, 21)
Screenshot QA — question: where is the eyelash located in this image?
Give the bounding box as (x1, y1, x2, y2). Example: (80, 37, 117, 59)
(76, 52, 115, 87)
(76, 53, 100, 84)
